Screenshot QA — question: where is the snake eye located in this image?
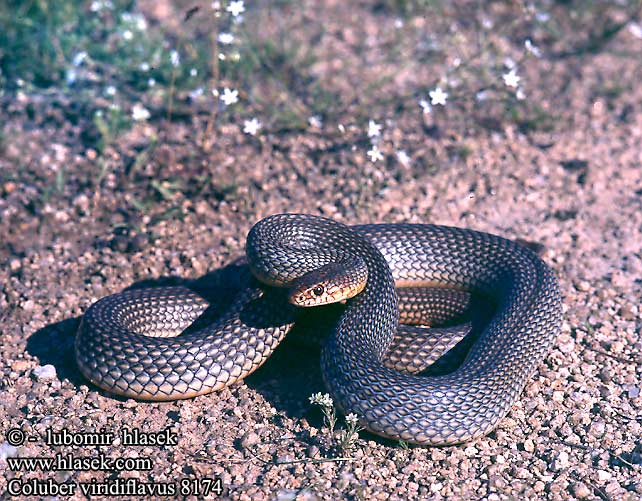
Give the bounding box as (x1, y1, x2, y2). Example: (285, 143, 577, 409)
(312, 285, 325, 296)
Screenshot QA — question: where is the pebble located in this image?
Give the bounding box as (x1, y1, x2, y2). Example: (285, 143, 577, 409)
(31, 364, 57, 381)
(552, 451, 570, 471)
(571, 482, 592, 498)
(0, 443, 17, 461)
(275, 489, 298, 501)
(588, 421, 605, 437)
(239, 431, 260, 448)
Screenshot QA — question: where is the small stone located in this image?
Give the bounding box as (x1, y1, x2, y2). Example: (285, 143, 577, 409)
(598, 367, 612, 383)
(74, 194, 90, 213)
(276, 454, 293, 464)
(32, 364, 57, 381)
(275, 489, 297, 501)
(552, 451, 570, 471)
(13, 360, 31, 372)
(557, 333, 575, 354)
(0, 442, 18, 461)
(576, 280, 591, 292)
(610, 341, 625, 353)
(295, 488, 318, 501)
(589, 421, 606, 437)
(596, 470, 612, 482)
(571, 482, 592, 498)
(522, 439, 535, 452)
(21, 299, 35, 311)
(3, 181, 17, 194)
(464, 445, 478, 457)
(238, 431, 260, 448)
(619, 304, 637, 320)
(604, 481, 621, 495)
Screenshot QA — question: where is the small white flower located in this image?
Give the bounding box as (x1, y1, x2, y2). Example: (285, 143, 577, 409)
(105, 85, 117, 96)
(308, 115, 322, 128)
(72, 52, 88, 67)
(218, 32, 234, 45)
(136, 16, 147, 31)
(170, 50, 180, 67)
(218, 53, 227, 61)
(524, 39, 542, 57)
(65, 69, 77, 85)
(190, 68, 198, 77)
(139, 62, 150, 71)
(367, 119, 382, 138)
(476, 90, 489, 102)
(516, 87, 526, 101)
(243, 118, 262, 135)
(345, 413, 359, 425)
(190, 87, 204, 99)
(309, 392, 333, 407)
(503, 69, 520, 88)
(226, 0, 245, 16)
(122, 30, 133, 41)
(629, 22, 642, 39)
(321, 394, 334, 407)
(367, 145, 384, 163)
(429, 87, 448, 106)
(419, 99, 432, 114)
(131, 103, 150, 121)
(396, 150, 411, 166)
(147, 78, 156, 87)
(90, 0, 113, 12)
(535, 11, 550, 23)
(220, 87, 239, 106)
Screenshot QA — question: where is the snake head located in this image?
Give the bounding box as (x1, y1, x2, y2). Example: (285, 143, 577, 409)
(288, 257, 368, 307)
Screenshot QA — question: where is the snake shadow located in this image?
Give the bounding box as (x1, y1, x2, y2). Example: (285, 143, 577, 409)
(26, 261, 252, 399)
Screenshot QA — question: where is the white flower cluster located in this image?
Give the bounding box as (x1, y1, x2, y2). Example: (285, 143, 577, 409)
(309, 392, 334, 407)
(366, 119, 384, 163)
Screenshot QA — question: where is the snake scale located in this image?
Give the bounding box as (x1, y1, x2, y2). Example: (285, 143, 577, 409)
(76, 213, 562, 445)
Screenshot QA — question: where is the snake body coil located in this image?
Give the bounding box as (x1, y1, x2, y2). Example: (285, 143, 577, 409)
(76, 214, 562, 445)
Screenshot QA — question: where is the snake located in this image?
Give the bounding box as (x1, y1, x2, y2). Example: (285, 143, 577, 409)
(76, 213, 562, 445)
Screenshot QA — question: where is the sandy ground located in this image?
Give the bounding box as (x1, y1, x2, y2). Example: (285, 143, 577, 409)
(1, 1, 642, 500)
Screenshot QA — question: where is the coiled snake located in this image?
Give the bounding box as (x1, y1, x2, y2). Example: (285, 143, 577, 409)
(76, 214, 562, 445)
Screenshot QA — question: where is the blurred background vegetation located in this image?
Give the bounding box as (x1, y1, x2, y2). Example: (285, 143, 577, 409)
(0, 0, 640, 207)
